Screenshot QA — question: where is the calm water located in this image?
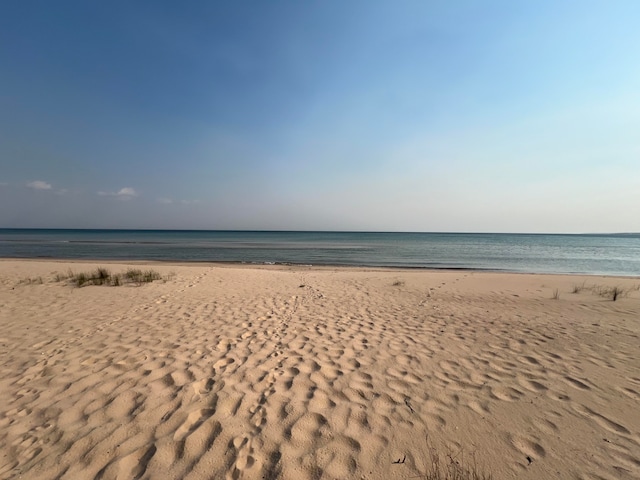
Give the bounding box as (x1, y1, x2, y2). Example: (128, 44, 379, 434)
(1, 229, 639, 276)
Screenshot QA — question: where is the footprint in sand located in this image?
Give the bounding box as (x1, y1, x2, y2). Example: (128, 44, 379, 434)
(249, 404, 267, 429)
(191, 377, 215, 396)
(173, 408, 216, 441)
(213, 356, 235, 372)
(170, 369, 196, 387)
(507, 433, 546, 464)
(227, 435, 259, 480)
(289, 412, 329, 449)
(95, 444, 157, 480)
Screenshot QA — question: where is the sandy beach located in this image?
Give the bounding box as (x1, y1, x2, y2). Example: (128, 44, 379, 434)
(1, 259, 639, 480)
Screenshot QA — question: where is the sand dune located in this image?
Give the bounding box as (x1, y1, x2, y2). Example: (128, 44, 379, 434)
(1, 260, 639, 479)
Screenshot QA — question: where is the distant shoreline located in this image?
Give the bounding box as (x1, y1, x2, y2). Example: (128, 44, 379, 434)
(2, 257, 637, 279)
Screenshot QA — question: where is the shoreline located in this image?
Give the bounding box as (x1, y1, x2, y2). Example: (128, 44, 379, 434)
(2, 256, 638, 279)
(1, 259, 639, 479)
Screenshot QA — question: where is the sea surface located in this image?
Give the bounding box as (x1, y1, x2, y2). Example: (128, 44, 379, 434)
(1, 229, 639, 276)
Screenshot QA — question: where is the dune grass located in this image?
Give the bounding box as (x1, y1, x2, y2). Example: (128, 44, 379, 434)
(586, 284, 635, 301)
(594, 285, 625, 301)
(19, 267, 175, 288)
(55, 267, 166, 287)
(571, 281, 586, 294)
(563, 282, 639, 301)
(18, 276, 44, 285)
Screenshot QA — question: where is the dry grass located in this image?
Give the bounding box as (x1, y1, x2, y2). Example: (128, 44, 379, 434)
(593, 285, 627, 301)
(20, 268, 174, 288)
(18, 276, 44, 285)
(58, 267, 165, 287)
(571, 281, 586, 293)
(569, 282, 639, 301)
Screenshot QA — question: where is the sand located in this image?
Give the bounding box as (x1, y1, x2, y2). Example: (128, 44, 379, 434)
(1, 259, 639, 480)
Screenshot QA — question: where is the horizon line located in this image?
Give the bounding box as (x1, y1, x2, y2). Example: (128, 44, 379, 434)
(1, 227, 638, 236)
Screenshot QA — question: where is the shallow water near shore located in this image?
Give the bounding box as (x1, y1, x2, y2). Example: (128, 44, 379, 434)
(1, 229, 639, 276)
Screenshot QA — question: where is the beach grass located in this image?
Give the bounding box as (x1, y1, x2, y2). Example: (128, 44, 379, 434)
(567, 282, 639, 301)
(18, 276, 44, 285)
(592, 285, 627, 301)
(18, 267, 175, 288)
(571, 281, 586, 293)
(59, 267, 166, 287)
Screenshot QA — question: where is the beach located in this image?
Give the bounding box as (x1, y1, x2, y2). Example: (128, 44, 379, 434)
(1, 259, 639, 479)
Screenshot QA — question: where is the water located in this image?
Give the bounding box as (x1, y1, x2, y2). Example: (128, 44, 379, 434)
(1, 229, 639, 276)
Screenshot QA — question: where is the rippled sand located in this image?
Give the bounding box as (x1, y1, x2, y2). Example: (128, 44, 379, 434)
(1, 260, 639, 479)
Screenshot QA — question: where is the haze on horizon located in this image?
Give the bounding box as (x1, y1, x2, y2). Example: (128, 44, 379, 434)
(1, 1, 639, 233)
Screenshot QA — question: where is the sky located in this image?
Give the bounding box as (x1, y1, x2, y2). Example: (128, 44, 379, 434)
(1, 1, 639, 232)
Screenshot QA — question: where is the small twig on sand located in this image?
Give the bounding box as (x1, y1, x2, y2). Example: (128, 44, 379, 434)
(405, 398, 415, 414)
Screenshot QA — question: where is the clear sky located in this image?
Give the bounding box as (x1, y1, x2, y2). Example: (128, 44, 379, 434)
(1, 1, 639, 232)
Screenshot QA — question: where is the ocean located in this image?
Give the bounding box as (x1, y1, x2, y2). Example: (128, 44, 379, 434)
(1, 229, 639, 276)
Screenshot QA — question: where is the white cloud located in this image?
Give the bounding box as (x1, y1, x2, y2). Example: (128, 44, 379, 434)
(180, 199, 200, 205)
(117, 187, 137, 197)
(27, 180, 52, 190)
(157, 197, 173, 204)
(98, 187, 138, 199)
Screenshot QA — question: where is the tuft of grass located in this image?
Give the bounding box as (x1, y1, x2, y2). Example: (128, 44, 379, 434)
(144, 269, 162, 282)
(124, 268, 142, 281)
(571, 281, 586, 294)
(54, 272, 70, 282)
(594, 285, 626, 301)
(73, 272, 88, 287)
(96, 267, 110, 281)
(611, 286, 624, 301)
(124, 268, 161, 285)
(552, 288, 560, 300)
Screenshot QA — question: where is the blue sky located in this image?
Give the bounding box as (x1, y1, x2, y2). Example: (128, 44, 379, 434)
(1, 1, 639, 232)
